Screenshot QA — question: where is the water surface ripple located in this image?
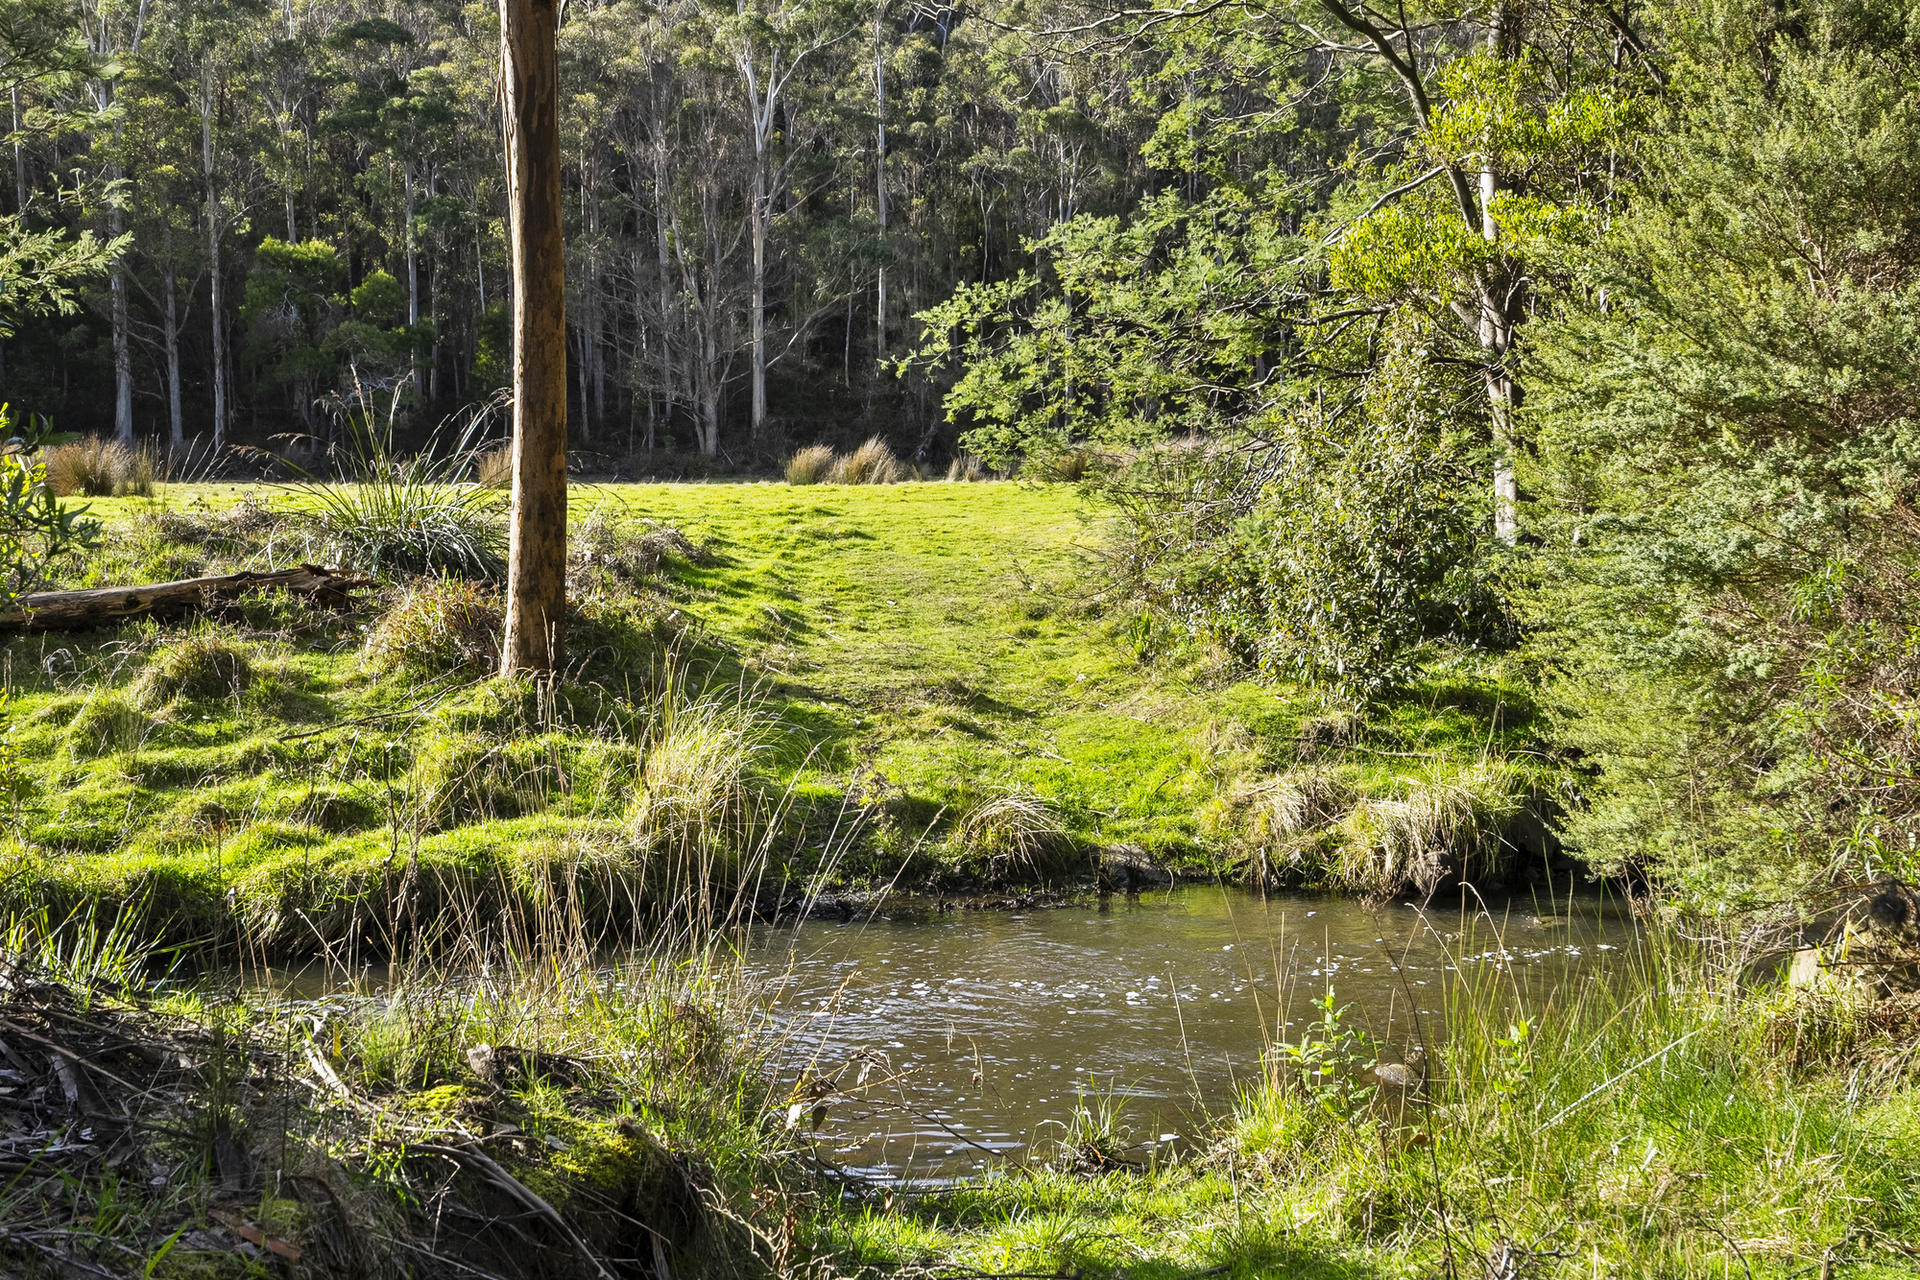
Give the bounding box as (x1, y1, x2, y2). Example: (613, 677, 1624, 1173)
(742, 885, 1636, 1183)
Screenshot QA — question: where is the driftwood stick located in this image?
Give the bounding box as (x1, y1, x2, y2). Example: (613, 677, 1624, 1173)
(0, 566, 370, 632)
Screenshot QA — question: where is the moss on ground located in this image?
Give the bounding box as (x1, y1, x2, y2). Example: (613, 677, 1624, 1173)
(2, 482, 1564, 952)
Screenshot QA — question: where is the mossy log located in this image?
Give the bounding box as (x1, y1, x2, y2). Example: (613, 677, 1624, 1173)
(0, 566, 370, 631)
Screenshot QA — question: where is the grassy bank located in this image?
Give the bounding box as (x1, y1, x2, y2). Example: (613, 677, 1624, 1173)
(5, 909, 1916, 1279)
(0, 480, 1562, 953)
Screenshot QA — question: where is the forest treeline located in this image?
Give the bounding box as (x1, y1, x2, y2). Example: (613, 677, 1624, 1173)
(5, 0, 1920, 907)
(1, 0, 1172, 459)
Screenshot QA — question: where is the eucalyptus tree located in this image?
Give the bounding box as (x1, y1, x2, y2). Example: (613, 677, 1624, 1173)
(717, 0, 857, 442)
(0, 0, 117, 343)
(79, 0, 151, 443)
(499, 0, 567, 676)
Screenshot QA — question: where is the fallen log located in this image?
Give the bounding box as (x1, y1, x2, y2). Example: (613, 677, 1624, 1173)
(0, 566, 371, 632)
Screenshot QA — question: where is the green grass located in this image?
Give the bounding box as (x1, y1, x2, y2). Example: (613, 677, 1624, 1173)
(825, 941, 1920, 1278)
(0, 480, 1561, 952)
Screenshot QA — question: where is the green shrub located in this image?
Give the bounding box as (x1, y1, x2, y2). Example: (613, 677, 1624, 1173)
(130, 636, 254, 708)
(785, 445, 835, 485)
(365, 579, 502, 674)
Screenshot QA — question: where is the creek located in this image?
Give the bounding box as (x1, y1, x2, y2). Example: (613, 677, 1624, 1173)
(742, 884, 1639, 1184)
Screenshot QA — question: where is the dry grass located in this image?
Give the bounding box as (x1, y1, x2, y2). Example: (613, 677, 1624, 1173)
(785, 444, 836, 485)
(1213, 760, 1530, 896)
(364, 578, 503, 673)
(44, 436, 153, 497)
(831, 436, 905, 485)
(567, 508, 696, 597)
(1333, 761, 1527, 896)
(475, 444, 513, 489)
(631, 687, 765, 863)
(946, 454, 989, 482)
(954, 791, 1076, 878)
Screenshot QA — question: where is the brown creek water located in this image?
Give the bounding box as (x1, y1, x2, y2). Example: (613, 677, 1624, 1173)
(742, 885, 1640, 1184)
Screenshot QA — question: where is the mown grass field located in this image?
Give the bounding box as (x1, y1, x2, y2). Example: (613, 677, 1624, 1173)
(0, 479, 1551, 952)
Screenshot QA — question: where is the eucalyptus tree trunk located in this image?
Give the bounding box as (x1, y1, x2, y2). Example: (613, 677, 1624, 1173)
(163, 267, 184, 450)
(9, 89, 23, 212)
(406, 164, 422, 398)
(110, 196, 132, 443)
(873, 14, 886, 360)
(1480, 2, 1519, 544)
(201, 54, 227, 451)
(749, 140, 768, 440)
(499, 0, 568, 675)
(95, 0, 149, 446)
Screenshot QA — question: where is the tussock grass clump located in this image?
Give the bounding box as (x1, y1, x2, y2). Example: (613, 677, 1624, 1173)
(1027, 445, 1101, 483)
(570, 594, 687, 684)
(365, 578, 502, 674)
(631, 689, 766, 860)
(946, 453, 989, 482)
(65, 691, 152, 757)
(953, 791, 1077, 879)
(785, 443, 836, 485)
(130, 635, 254, 708)
(409, 731, 571, 828)
(568, 508, 696, 596)
(44, 436, 151, 497)
(1334, 761, 1525, 896)
(1211, 768, 1356, 884)
(830, 436, 905, 484)
(474, 444, 513, 489)
(307, 474, 506, 578)
(1216, 760, 1530, 896)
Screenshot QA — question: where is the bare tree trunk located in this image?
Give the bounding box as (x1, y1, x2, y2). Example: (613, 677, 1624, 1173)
(163, 267, 184, 450)
(652, 140, 677, 438)
(1482, 4, 1517, 544)
(874, 15, 887, 361)
(749, 149, 768, 441)
(406, 163, 423, 399)
(202, 54, 227, 451)
(9, 88, 23, 212)
(110, 195, 133, 444)
(499, 0, 568, 676)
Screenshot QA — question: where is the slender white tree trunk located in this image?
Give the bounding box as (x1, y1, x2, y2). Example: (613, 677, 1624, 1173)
(406, 164, 423, 398)
(874, 18, 887, 360)
(202, 55, 227, 451)
(111, 195, 133, 443)
(1482, 7, 1517, 544)
(9, 88, 23, 212)
(164, 267, 184, 450)
(750, 147, 767, 440)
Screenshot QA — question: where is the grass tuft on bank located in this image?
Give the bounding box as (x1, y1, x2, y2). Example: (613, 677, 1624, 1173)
(0, 481, 1569, 955)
